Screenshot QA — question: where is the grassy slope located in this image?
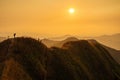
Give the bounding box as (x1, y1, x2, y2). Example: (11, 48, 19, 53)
(0, 37, 120, 80)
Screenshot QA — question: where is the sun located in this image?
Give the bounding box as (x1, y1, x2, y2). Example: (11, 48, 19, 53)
(69, 8, 75, 14)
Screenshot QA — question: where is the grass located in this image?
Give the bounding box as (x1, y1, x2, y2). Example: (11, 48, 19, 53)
(0, 37, 119, 80)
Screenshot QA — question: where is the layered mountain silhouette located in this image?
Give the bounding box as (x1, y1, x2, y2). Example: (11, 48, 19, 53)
(103, 46, 120, 64)
(42, 37, 79, 48)
(1, 33, 120, 49)
(94, 33, 120, 50)
(42, 37, 120, 64)
(0, 37, 120, 80)
(45, 33, 120, 50)
(41, 38, 59, 48)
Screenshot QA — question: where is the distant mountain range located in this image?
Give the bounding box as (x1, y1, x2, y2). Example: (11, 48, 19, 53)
(0, 37, 120, 80)
(42, 36, 120, 64)
(1, 34, 120, 64)
(42, 37, 79, 48)
(1, 33, 120, 50)
(44, 33, 120, 50)
(94, 33, 120, 50)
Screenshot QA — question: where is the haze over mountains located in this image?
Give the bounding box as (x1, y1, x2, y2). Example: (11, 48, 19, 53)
(0, 33, 120, 64)
(0, 37, 120, 80)
(0, 33, 120, 50)
(42, 33, 120, 50)
(1, 0, 119, 79)
(42, 37, 79, 48)
(42, 36, 120, 64)
(94, 33, 120, 50)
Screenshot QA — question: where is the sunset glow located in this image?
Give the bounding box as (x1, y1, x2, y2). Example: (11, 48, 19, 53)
(69, 8, 75, 14)
(0, 0, 120, 37)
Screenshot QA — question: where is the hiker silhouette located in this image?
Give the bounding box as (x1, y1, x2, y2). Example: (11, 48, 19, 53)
(14, 33, 16, 38)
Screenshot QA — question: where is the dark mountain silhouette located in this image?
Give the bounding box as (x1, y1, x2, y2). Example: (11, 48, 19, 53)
(88, 39, 120, 64)
(42, 37, 120, 64)
(0, 37, 48, 80)
(0, 37, 120, 80)
(103, 45, 120, 64)
(47, 33, 120, 50)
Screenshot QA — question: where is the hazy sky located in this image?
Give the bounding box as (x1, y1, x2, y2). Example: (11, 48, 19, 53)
(0, 0, 120, 37)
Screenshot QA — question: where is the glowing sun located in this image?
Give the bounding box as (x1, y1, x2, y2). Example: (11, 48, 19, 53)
(69, 8, 75, 14)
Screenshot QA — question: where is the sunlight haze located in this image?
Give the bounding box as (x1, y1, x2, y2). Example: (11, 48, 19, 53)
(0, 0, 120, 37)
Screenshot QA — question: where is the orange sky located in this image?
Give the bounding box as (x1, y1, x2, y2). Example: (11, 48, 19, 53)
(0, 0, 120, 37)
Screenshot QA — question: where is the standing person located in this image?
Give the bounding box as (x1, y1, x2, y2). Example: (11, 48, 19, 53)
(14, 33, 16, 38)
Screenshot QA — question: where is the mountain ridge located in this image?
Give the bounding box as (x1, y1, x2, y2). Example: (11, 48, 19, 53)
(0, 37, 120, 80)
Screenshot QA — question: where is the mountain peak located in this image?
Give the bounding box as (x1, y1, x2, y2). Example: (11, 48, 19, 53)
(0, 37, 120, 80)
